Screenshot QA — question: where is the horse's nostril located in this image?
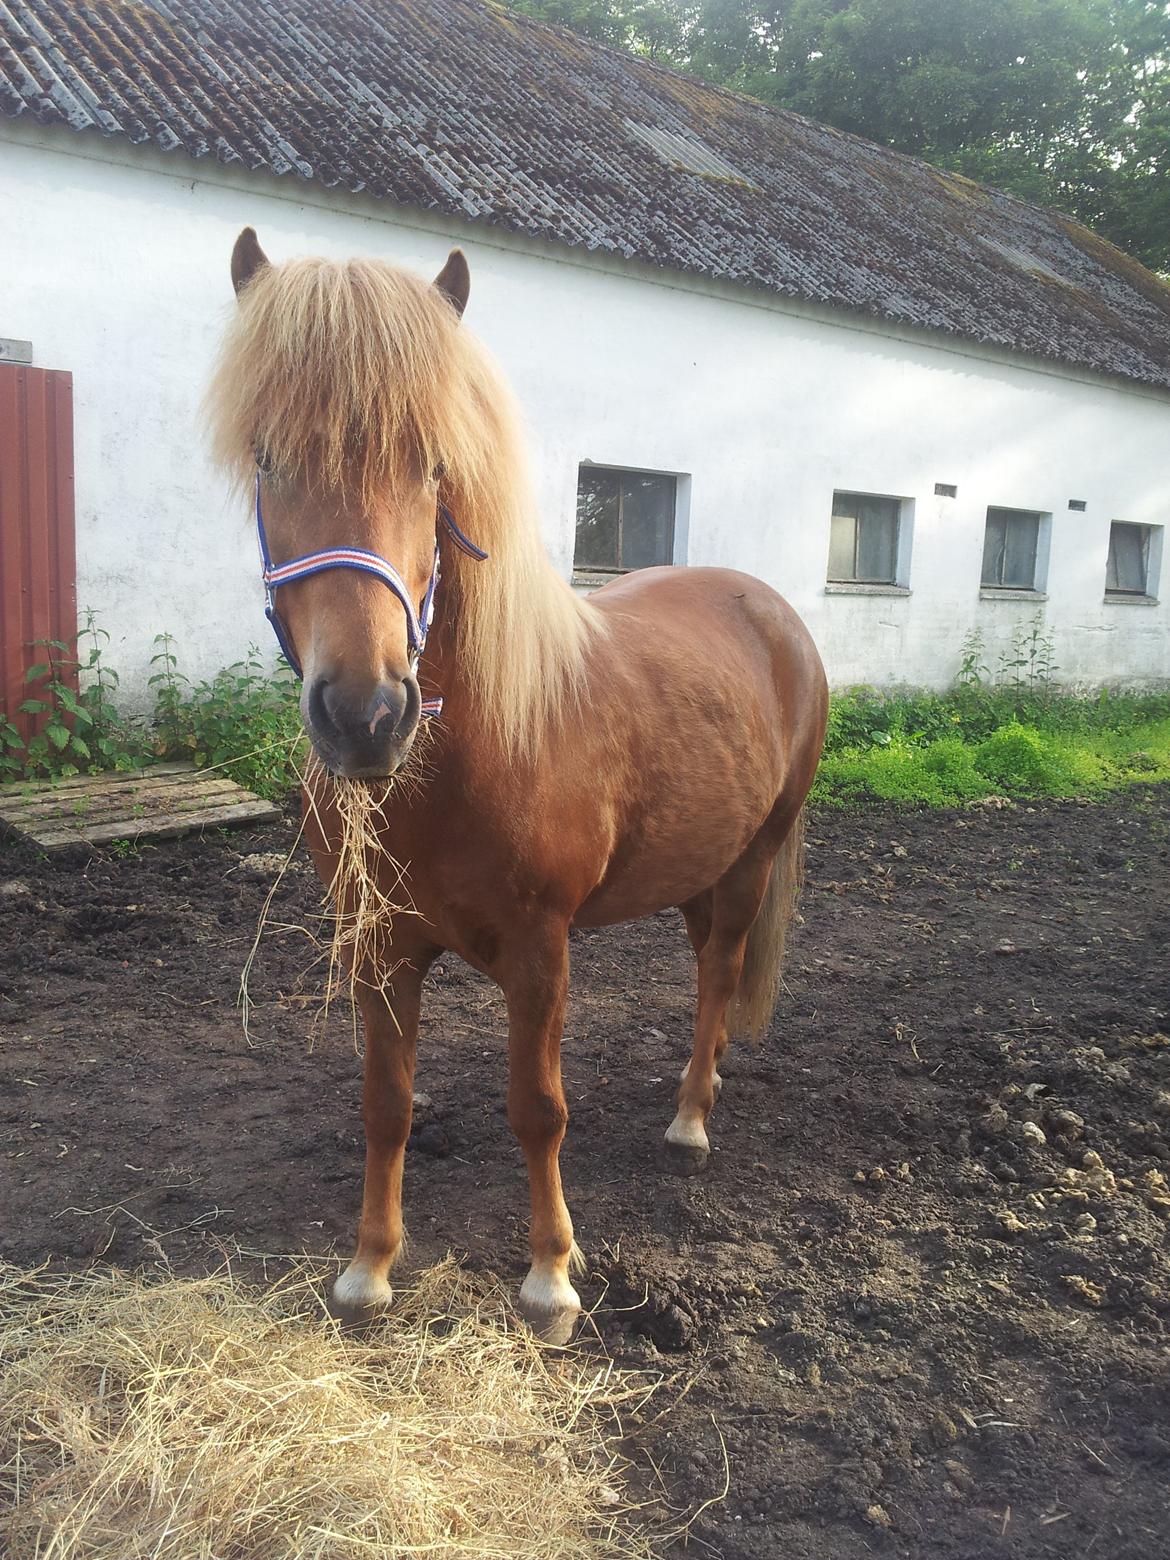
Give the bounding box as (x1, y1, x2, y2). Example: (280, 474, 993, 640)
(307, 677, 333, 737)
(365, 682, 408, 737)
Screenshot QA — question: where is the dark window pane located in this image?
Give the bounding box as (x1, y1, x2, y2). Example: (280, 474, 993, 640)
(856, 496, 898, 582)
(830, 492, 898, 583)
(984, 508, 1040, 588)
(1002, 515, 1038, 588)
(574, 470, 619, 569)
(620, 475, 674, 569)
(1107, 523, 1149, 593)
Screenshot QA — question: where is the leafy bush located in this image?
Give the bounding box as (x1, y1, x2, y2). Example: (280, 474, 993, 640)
(973, 723, 1105, 796)
(0, 623, 302, 800)
(813, 743, 939, 807)
(0, 612, 149, 781)
(816, 734, 999, 808)
(146, 638, 303, 799)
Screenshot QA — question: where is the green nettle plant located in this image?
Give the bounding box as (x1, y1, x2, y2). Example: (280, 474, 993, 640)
(148, 632, 189, 757)
(1, 611, 148, 781)
(162, 647, 303, 799)
(816, 612, 1170, 807)
(0, 620, 303, 798)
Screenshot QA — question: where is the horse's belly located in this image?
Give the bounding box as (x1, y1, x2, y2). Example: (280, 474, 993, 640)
(573, 766, 777, 927)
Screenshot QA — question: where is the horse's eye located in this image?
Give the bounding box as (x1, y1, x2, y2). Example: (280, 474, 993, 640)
(432, 460, 446, 482)
(254, 445, 276, 476)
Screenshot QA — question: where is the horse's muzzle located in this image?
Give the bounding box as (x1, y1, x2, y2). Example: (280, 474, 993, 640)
(304, 673, 422, 777)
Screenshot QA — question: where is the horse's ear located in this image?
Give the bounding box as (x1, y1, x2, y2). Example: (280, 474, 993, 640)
(434, 248, 470, 318)
(231, 227, 270, 297)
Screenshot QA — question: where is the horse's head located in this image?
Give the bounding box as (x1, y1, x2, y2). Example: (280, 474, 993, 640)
(219, 229, 472, 778)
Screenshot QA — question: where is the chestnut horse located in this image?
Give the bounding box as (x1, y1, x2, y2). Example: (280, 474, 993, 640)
(209, 229, 827, 1343)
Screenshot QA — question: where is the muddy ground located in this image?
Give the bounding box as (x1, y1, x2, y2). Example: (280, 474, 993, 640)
(2, 790, 1168, 1559)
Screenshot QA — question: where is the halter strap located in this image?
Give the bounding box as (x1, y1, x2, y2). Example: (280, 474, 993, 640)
(438, 503, 489, 561)
(254, 473, 486, 719)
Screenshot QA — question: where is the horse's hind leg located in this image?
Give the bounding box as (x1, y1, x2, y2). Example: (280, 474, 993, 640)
(678, 892, 725, 1103)
(665, 859, 772, 1175)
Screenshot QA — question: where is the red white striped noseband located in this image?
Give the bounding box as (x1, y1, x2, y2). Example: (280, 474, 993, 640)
(254, 471, 487, 719)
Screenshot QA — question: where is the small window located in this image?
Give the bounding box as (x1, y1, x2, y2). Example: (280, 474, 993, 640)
(828, 491, 901, 584)
(1106, 522, 1153, 596)
(574, 467, 676, 572)
(982, 507, 1041, 590)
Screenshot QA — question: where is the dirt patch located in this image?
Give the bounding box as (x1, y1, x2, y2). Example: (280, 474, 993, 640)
(2, 791, 1168, 1559)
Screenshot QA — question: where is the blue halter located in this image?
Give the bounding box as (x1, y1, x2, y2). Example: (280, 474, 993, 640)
(254, 472, 487, 718)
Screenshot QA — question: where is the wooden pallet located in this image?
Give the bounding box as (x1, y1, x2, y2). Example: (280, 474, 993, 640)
(0, 763, 281, 850)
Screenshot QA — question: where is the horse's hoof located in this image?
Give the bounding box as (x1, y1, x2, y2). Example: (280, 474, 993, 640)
(664, 1113, 710, 1176)
(662, 1138, 710, 1176)
(519, 1267, 581, 1346)
(330, 1264, 394, 1325)
(521, 1301, 580, 1346)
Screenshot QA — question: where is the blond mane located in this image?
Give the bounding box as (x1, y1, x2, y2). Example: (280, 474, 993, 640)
(206, 255, 601, 759)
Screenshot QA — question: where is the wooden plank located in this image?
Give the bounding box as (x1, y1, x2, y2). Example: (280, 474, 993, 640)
(0, 759, 282, 850)
(0, 761, 193, 797)
(0, 776, 245, 825)
(31, 797, 280, 849)
(0, 368, 25, 735)
(0, 768, 236, 808)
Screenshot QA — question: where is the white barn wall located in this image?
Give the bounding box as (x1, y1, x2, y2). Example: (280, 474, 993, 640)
(3, 124, 1168, 707)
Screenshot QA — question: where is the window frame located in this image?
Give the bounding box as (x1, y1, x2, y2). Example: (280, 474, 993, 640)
(826, 490, 905, 588)
(980, 505, 1046, 592)
(573, 464, 679, 575)
(1105, 521, 1158, 599)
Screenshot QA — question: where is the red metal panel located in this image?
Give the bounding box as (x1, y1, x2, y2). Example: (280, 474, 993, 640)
(0, 365, 77, 744)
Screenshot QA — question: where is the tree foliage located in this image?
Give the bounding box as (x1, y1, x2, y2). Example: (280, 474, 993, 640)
(510, 0, 1170, 273)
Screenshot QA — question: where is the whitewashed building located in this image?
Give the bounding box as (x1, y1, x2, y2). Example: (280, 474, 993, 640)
(2, 0, 1168, 712)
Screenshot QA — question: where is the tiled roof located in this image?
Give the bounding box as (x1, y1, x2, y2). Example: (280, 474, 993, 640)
(4, 0, 1170, 389)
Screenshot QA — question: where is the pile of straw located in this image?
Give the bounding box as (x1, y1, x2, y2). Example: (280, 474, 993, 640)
(0, 1258, 659, 1560)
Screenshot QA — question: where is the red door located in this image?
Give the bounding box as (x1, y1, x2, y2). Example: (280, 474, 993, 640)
(0, 366, 77, 742)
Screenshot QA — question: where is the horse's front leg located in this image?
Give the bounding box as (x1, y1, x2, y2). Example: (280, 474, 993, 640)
(332, 956, 430, 1319)
(501, 927, 582, 1345)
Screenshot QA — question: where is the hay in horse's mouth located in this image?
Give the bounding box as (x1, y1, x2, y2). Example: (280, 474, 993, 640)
(306, 761, 417, 1017)
(0, 1258, 660, 1559)
(239, 756, 423, 1041)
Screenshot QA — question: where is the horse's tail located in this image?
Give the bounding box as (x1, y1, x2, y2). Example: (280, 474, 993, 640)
(730, 811, 805, 1041)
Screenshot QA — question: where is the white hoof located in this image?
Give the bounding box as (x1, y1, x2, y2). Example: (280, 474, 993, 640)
(664, 1112, 711, 1175)
(518, 1264, 582, 1345)
(332, 1262, 394, 1320)
(666, 1112, 710, 1154)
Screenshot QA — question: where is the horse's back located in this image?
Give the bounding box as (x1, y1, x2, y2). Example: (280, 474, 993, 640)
(588, 565, 824, 712)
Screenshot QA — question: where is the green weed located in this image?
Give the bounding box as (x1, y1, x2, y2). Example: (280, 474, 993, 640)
(148, 639, 302, 800)
(0, 624, 302, 801)
(0, 611, 149, 781)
